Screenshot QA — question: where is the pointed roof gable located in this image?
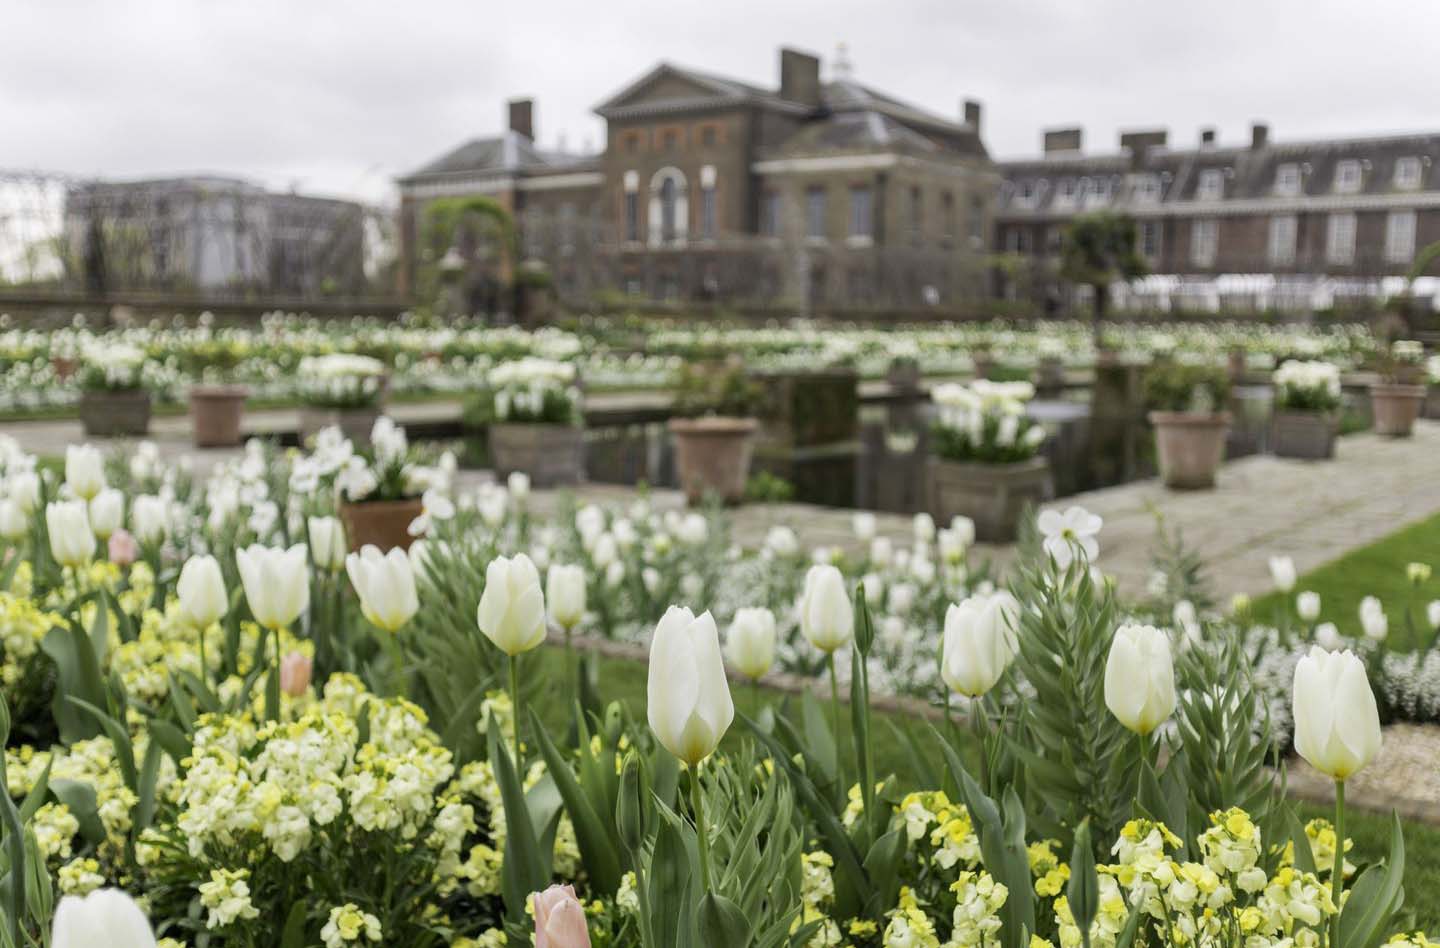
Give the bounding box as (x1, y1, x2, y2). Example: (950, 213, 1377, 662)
(593, 62, 811, 119)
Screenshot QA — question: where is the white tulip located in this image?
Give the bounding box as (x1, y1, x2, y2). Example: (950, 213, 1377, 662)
(765, 525, 799, 557)
(912, 512, 936, 542)
(88, 488, 124, 540)
(1103, 624, 1176, 736)
(1172, 599, 1200, 641)
(177, 555, 228, 629)
(869, 536, 893, 567)
(346, 545, 419, 632)
(0, 498, 26, 540)
(1269, 555, 1297, 593)
(477, 553, 547, 656)
(546, 563, 587, 631)
(1359, 596, 1388, 641)
(65, 444, 106, 501)
(941, 591, 1021, 697)
(1429, 600, 1440, 631)
(130, 494, 167, 544)
(799, 564, 853, 654)
(52, 888, 156, 948)
(46, 500, 93, 568)
(852, 511, 877, 541)
(949, 515, 976, 549)
(7, 470, 40, 513)
(676, 512, 708, 545)
(308, 516, 348, 572)
(726, 607, 777, 680)
(236, 544, 310, 630)
(1315, 622, 1343, 651)
(507, 470, 531, 501)
(648, 606, 733, 766)
(1292, 646, 1381, 780)
(1296, 591, 1321, 623)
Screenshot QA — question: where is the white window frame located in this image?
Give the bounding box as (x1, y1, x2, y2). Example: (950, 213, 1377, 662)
(1267, 214, 1297, 265)
(1273, 163, 1301, 197)
(1196, 169, 1225, 201)
(805, 185, 827, 241)
(1191, 218, 1218, 266)
(1385, 210, 1417, 264)
(1138, 219, 1162, 259)
(848, 185, 873, 243)
(1326, 213, 1356, 265)
(1334, 159, 1362, 194)
(1132, 174, 1161, 204)
(1395, 156, 1423, 191)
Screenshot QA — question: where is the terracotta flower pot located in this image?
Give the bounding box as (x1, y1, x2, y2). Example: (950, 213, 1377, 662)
(1148, 411, 1231, 490)
(928, 455, 1052, 544)
(668, 416, 758, 505)
(339, 498, 424, 553)
(1271, 411, 1336, 460)
(189, 384, 250, 448)
(1371, 383, 1425, 437)
(488, 423, 585, 488)
(79, 389, 151, 437)
(299, 405, 381, 446)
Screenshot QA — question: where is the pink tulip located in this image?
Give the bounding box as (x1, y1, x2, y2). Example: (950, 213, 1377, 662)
(279, 652, 313, 697)
(534, 884, 591, 948)
(107, 529, 139, 567)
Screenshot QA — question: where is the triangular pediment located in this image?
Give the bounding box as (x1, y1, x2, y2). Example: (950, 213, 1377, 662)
(594, 63, 762, 116)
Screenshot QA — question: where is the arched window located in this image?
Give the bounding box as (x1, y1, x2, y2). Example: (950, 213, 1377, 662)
(660, 177, 678, 242)
(647, 168, 688, 247)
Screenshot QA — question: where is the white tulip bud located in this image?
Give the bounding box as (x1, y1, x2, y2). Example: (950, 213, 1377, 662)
(477, 553, 547, 656)
(0, 498, 26, 540)
(799, 564, 853, 654)
(88, 488, 124, 541)
(177, 555, 228, 629)
(852, 512, 877, 541)
(130, 494, 167, 544)
(949, 515, 976, 549)
(869, 536, 893, 567)
(1296, 591, 1321, 623)
(1269, 555, 1297, 593)
(1315, 622, 1342, 651)
(941, 591, 1021, 698)
(52, 888, 157, 948)
(726, 607, 777, 680)
(308, 516, 348, 572)
(1292, 646, 1381, 780)
(65, 444, 106, 501)
(1428, 600, 1440, 631)
(912, 512, 936, 542)
(546, 563, 587, 631)
(46, 500, 93, 568)
(1103, 624, 1176, 736)
(506, 470, 531, 501)
(648, 606, 733, 766)
(7, 471, 40, 514)
(236, 544, 310, 630)
(346, 545, 419, 632)
(676, 513, 708, 546)
(1359, 596, 1388, 641)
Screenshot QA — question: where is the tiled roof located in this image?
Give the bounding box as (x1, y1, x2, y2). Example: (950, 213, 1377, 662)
(399, 132, 597, 183)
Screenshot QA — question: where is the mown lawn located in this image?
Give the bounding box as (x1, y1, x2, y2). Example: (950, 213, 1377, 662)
(1249, 510, 1440, 651)
(533, 645, 1440, 932)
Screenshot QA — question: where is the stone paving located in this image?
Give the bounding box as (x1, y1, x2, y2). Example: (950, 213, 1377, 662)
(6, 407, 1440, 601)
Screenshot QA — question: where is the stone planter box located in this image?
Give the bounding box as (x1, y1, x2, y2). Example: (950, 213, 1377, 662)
(1148, 411, 1231, 490)
(1372, 383, 1425, 437)
(1271, 411, 1336, 460)
(189, 385, 250, 448)
(669, 416, 758, 505)
(339, 498, 424, 553)
(489, 423, 585, 488)
(299, 405, 381, 447)
(79, 390, 151, 437)
(927, 455, 1052, 544)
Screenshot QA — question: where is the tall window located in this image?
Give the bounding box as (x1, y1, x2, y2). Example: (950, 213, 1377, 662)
(941, 191, 956, 242)
(1395, 156, 1423, 190)
(968, 196, 984, 246)
(1139, 220, 1162, 259)
(1273, 163, 1301, 196)
(1196, 169, 1225, 201)
(558, 202, 576, 256)
(1385, 211, 1416, 263)
(1132, 174, 1161, 204)
(623, 170, 640, 243)
(659, 177, 678, 242)
(805, 186, 827, 240)
(1326, 213, 1356, 264)
(1267, 215, 1297, 265)
(1334, 160, 1362, 194)
(908, 186, 922, 243)
(849, 186, 873, 239)
(699, 165, 717, 239)
(1191, 218, 1218, 266)
(760, 192, 781, 237)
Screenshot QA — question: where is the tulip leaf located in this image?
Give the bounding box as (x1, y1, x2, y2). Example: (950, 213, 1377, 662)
(798, 693, 838, 796)
(1066, 820, 1098, 935)
(41, 625, 107, 742)
(648, 800, 699, 948)
(486, 718, 548, 920)
(66, 697, 136, 793)
(279, 900, 309, 948)
(698, 892, 751, 948)
(860, 828, 905, 913)
(135, 737, 164, 832)
(48, 780, 106, 847)
(1338, 812, 1406, 948)
(17, 758, 53, 824)
(147, 719, 193, 767)
(1283, 806, 1317, 876)
(530, 709, 623, 895)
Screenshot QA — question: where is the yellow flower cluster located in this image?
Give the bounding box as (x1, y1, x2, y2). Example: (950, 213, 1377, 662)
(0, 591, 61, 694)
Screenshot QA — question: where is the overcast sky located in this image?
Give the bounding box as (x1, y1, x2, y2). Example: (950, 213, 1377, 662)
(4, 0, 1438, 206)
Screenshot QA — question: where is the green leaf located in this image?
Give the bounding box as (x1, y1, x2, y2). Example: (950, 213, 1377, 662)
(486, 717, 548, 920)
(649, 805, 698, 948)
(699, 892, 751, 948)
(852, 581, 875, 657)
(531, 711, 622, 895)
(859, 829, 905, 914)
(40, 625, 108, 742)
(67, 697, 137, 792)
(279, 900, 309, 948)
(1067, 820, 1098, 936)
(48, 780, 106, 847)
(1338, 812, 1406, 948)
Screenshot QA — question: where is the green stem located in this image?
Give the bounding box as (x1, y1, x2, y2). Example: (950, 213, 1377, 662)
(971, 695, 987, 791)
(198, 622, 208, 688)
(508, 653, 522, 767)
(828, 652, 840, 747)
(690, 765, 711, 894)
(1332, 779, 1346, 947)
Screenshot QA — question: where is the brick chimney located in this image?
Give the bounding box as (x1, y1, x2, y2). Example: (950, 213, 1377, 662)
(1251, 122, 1270, 150)
(1043, 127, 1083, 154)
(963, 99, 982, 132)
(1119, 129, 1167, 168)
(1199, 127, 1217, 149)
(779, 47, 821, 109)
(508, 98, 534, 141)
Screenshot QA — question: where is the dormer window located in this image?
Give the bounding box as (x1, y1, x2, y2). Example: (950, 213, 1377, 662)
(1334, 160, 1362, 194)
(1196, 169, 1225, 201)
(1017, 179, 1044, 208)
(1274, 163, 1301, 197)
(1132, 174, 1162, 203)
(1056, 178, 1077, 204)
(1395, 156, 1423, 190)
